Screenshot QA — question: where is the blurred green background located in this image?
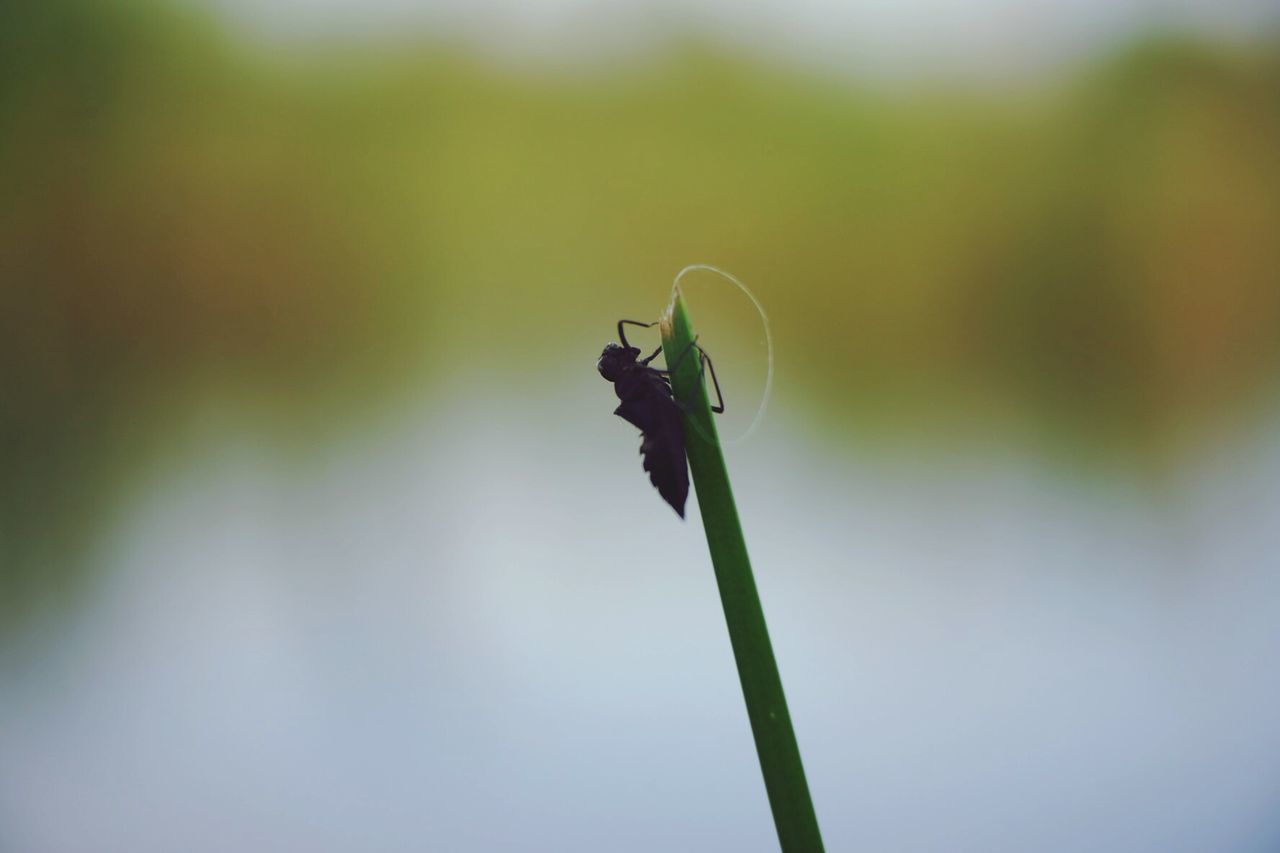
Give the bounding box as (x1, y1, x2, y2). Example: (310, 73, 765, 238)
(2, 1, 1279, 850)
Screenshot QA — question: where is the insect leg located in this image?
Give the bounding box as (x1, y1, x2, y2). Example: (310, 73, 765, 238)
(660, 338, 725, 414)
(655, 335, 700, 375)
(699, 347, 726, 414)
(617, 319, 657, 349)
(640, 345, 663, 365)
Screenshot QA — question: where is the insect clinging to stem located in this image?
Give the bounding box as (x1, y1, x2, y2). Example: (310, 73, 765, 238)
(597, 318, 724, 518)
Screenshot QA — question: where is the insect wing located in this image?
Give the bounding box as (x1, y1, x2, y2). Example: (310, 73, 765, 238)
(605, 354, 690, 518)
(637, 398, 689, 517)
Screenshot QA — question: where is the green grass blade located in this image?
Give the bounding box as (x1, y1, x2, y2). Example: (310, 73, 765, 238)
(660, 287, 825, 853)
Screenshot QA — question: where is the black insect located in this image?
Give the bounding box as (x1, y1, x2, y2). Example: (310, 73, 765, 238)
(598, 319, 724, 518)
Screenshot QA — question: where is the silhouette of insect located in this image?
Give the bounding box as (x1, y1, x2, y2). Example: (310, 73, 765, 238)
(597, 319, 724, 518)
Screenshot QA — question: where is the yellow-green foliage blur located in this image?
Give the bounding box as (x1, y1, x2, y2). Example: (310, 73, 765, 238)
(3, 0, 1279, 610)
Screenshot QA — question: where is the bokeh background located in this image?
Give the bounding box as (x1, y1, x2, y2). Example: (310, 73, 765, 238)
(3, 0, 1280, 850)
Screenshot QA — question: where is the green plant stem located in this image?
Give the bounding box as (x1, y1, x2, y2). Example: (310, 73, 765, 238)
(660, 288, 824, 853)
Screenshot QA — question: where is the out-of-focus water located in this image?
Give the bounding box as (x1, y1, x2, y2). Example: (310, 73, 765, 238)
(2, 384, 1277, 852)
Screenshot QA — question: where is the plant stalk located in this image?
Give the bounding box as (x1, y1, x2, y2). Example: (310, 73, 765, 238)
(660, 287, 824, 852)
